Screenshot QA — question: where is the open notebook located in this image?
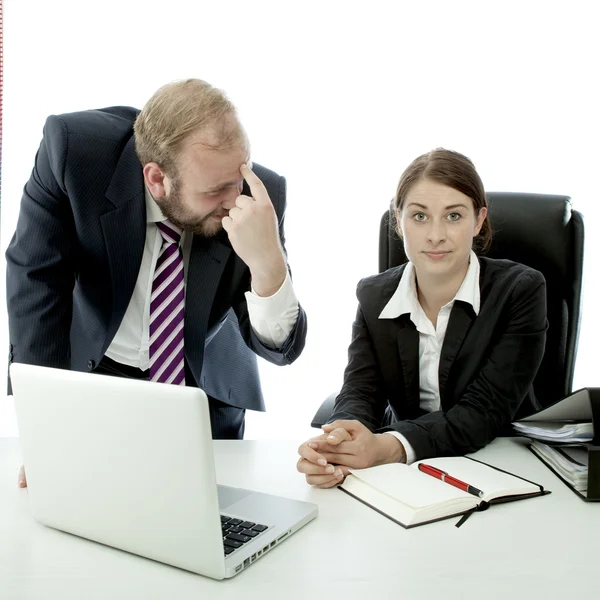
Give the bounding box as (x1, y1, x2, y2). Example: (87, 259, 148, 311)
(339, 456, 548, 528)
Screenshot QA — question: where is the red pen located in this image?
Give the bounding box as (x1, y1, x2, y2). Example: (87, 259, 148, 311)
(418, 463, 484, 498)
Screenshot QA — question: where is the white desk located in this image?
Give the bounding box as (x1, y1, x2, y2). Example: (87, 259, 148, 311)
(0, 437, 597, 599)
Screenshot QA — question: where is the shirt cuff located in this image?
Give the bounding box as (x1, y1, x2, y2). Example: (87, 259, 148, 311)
(244, 271, 299, 348)
(384, 431, 417, 465)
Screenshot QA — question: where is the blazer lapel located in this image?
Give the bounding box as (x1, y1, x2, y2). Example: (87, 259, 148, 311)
(396, 318, 421, 415)
(100, 133, 234, 371)
(100, 136, 146, 349)
(438, 302, 475, 409)
(184, 234, 232, 373)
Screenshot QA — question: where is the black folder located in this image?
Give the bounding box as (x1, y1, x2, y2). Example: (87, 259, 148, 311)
(516, 388, 600, 501)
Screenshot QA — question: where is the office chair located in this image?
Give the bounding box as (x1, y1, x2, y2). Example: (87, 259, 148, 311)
(311, 192, 584, 428)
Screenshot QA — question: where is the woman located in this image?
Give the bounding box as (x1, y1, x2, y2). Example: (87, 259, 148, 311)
(298, 148, 547, 488)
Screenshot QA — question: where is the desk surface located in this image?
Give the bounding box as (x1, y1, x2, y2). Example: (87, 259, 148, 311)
(0, 437, 596, 600)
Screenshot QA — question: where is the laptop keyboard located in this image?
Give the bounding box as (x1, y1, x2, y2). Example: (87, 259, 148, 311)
(221, 515, 269, 555)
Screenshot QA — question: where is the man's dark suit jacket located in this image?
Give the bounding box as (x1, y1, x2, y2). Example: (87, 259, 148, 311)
(5, 106, 307, 410)
(330, 257, 547, 461)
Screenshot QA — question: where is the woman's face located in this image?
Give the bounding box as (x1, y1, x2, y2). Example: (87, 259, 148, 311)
(398, 179, 487, 280)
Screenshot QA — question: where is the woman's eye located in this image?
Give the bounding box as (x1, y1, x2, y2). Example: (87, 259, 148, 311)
(447, 212, 462, 221)
(413, 213, 427, 222)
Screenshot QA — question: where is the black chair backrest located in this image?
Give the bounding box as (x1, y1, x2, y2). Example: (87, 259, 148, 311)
(378, 192, 584, 409)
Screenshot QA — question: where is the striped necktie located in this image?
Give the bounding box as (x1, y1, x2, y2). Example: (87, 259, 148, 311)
(149, 220, 185, 385)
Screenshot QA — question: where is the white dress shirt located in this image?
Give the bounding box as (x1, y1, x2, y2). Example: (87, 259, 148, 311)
(105, 187, 299, 370)
(378, 251, 481, 463)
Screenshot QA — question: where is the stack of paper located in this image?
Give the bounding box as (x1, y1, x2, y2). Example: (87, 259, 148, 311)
(529, 441, 588, 493)
(513, 421, 593, 443)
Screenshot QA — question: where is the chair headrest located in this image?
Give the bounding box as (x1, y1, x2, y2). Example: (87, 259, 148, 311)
(485, 193, 577, 282)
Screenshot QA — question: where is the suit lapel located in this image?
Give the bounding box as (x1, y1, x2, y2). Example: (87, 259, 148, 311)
(438, 302, 475, 409)
(99, 133, 234, 369)
(100, 136, 146, 348)
(396, 318, 421, 415)
(375, 265, 421, 416)
(184, 235, 232, 372)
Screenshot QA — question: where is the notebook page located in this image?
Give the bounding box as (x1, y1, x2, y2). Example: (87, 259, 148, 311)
(349, 463, 473, 509)
(413, 457, 539, 501)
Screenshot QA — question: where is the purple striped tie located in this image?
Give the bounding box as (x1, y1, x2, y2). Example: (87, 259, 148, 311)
(149, 220, 185, 385)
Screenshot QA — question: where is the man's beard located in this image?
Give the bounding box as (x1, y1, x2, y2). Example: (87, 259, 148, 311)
(155, 178, 226, 237)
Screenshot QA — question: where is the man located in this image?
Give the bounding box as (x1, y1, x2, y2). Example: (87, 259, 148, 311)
(7, 79, 307, 486)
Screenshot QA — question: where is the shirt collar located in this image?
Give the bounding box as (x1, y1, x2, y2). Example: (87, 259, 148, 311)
(144, 186, 167, 224)
(455, 250, 481, 314)
(379, 250, 481, 319)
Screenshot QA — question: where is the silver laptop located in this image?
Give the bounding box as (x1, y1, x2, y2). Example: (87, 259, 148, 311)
(10, 362, 317, 579)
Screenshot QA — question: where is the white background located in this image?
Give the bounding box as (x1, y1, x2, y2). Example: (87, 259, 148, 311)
(1, 0, 599, 439)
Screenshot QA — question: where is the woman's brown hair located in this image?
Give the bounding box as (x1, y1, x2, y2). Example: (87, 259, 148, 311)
(393, 148, 492, 252)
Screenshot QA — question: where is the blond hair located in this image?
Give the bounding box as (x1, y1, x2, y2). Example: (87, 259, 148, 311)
(134, 79, 245, 176)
